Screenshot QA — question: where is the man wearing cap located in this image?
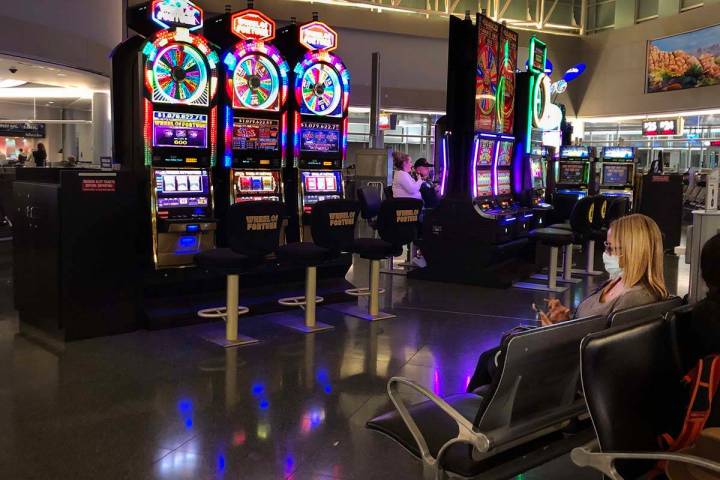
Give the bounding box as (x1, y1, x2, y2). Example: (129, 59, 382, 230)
(414, 158, 440, 209)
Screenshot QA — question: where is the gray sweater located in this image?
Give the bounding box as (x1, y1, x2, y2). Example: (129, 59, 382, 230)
(575, 282, 658, 319)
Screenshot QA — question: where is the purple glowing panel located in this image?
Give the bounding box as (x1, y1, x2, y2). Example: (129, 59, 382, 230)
(301, 122, 339, 153)
(153, 111, 208, 149)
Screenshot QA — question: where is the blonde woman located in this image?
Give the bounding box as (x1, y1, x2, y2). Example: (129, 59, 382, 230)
(391, 151, 423, 200)
(539, 213, 669, 324)
(468, 213, 669, 391)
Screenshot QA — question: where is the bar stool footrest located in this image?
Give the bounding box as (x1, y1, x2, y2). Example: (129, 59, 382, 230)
(197, 306, 250, 319)
(512, 281, 569, 293)
(278, 296, 324, 307)
(529, 273, 583, 284)
(345, 287, 386, 297)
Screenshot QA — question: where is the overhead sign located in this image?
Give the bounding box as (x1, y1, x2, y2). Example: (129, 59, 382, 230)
(299, 21, 338, 51)
(642, 118, 683, 136)
(231, 9, 275, 42)
(0, 122, 45, 138)
(151, 0, 203, 31)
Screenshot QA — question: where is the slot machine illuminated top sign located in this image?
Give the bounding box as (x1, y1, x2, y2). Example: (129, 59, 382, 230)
(294, 21, 350, 118)
(231, 9, 275, 42)
(151, 0, 203, 31)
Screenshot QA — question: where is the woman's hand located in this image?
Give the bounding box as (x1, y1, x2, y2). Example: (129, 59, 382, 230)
(539, 298, 571, 326)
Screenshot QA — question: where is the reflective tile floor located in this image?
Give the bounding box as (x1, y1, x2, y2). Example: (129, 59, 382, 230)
(0, 247, 689, 480)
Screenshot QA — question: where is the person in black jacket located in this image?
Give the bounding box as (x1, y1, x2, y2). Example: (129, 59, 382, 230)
(685, 234, 720, 362)
(33, 142, 47, 167)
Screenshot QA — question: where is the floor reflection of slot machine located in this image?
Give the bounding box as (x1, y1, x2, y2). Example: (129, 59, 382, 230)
(204, 6, 289, 214)
(277, 16, 350, 242)
(114, 0, 219, 268)
(598, 146, 636, 204)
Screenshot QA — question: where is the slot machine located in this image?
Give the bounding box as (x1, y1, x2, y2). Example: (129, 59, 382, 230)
(203, 4, 290, 240)
(276, 16, 351, 242)
(113, 0, 220, 269)
(598, 146, 636, 203)
(554, 145, 593, 199)
(527, 145, 549, 206)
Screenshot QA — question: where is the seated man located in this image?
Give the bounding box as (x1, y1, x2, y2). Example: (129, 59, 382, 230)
(413, 158, 440, 209)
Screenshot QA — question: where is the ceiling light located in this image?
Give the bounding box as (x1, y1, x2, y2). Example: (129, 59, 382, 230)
(0, 87, 93, 99)
(0, 79, 27, 88)
(56, 73, 67, 77)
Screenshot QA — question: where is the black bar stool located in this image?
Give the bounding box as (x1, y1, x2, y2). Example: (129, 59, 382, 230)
(357, 185, 382, 232)
(194, 201, 284, 347)
(344, 198, 423, 320)
(275, 199, 359, 333)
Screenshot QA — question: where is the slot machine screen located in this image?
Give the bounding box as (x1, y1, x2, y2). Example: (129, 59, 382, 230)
(558, 162, 584, 184)
(301, 171, 343, 212)
(153, 111, 208, 149)
(559, 146, 590, 159)
(602, 146, 634, 160)
(232, 170, 281, 202)
(154, 169, 210, 218)
(301, 122, 340, 153)
(476, 139, 495, 166)
(476, 171, 492, 197)
(496, 141, 513, 166)
(530, 158, 545, 189)
(497, 171, 512, 195)
(233, 117, 280, 151)
(602, 164, 631, 186)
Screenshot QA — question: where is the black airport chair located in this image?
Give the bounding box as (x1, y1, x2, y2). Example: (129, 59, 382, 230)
(571, 317, 720, 479)
(194, 201, 284, 347)
(275, 199, 359, 333)
(368, 315, 608, 479)
(606, 296, 683, 329)
(346, 198, 422, 321)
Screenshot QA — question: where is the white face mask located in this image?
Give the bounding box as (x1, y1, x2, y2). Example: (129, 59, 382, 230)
(602, 252, 623, 279)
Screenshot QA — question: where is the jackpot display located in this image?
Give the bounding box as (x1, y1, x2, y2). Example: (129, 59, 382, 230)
(276, 18, 350, 241)
(113, 0, 219, 269)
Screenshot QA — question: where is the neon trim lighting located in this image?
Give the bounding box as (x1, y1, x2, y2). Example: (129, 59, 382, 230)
(281, 112, 288, 163)
(143, 100, 154, 167)
(224, 105, 233, 167)
(210, 106, 218, 166)
(342, 116, 349, 161)
(293, 51, 350, 118)
(492, 140, 500, 196)
(293, 112, 301, 161)
(470, 136, 480, 197)
(440, 135, 448, 197)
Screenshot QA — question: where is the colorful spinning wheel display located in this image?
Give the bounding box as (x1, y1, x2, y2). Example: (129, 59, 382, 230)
(152, 43, 208, 104)
(300, 63, 342, 116)
(477, 44, 497, 116)
(233, 53, 280, 110)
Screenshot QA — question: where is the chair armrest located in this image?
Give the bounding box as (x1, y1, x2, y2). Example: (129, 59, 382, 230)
(386, 376, 489, 469)
(571, 442, 720, 480)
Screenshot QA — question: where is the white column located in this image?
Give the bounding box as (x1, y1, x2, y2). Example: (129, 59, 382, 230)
(92, 91, 112, 165)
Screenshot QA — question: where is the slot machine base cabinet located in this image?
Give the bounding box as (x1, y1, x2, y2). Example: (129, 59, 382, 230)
(155, 221, 216, 268)
(408, 199, 535, 286)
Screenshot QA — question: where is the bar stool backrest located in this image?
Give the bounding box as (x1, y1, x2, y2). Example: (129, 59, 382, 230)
(357, 187, 382, 220)
(569, 195, 595, 236)
(311, 199, 359, 253)
(604, 197, 629, 227)
(226, 201, 284, 257)
(591, 195, 608, 231)
(377, 198, 423, 248)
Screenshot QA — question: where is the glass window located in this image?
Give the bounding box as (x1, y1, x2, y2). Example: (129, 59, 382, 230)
(637, 0, 659, 21)
(587, 0, 615, 32)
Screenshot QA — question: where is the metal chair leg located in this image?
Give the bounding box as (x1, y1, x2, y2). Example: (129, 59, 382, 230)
(276, 266, 333, 334)
(197, 274, 258, 348)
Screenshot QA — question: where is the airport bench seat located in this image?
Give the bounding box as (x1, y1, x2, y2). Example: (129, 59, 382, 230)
(367, 315, 607, 479)
(572, 315, 720, 480)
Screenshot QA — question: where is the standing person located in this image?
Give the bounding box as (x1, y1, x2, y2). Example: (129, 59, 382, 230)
(391, 151, 422, 200)
(17, 148, 27, 164)
(414, 158, 441, 208)
(33, 142, 47, 167)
